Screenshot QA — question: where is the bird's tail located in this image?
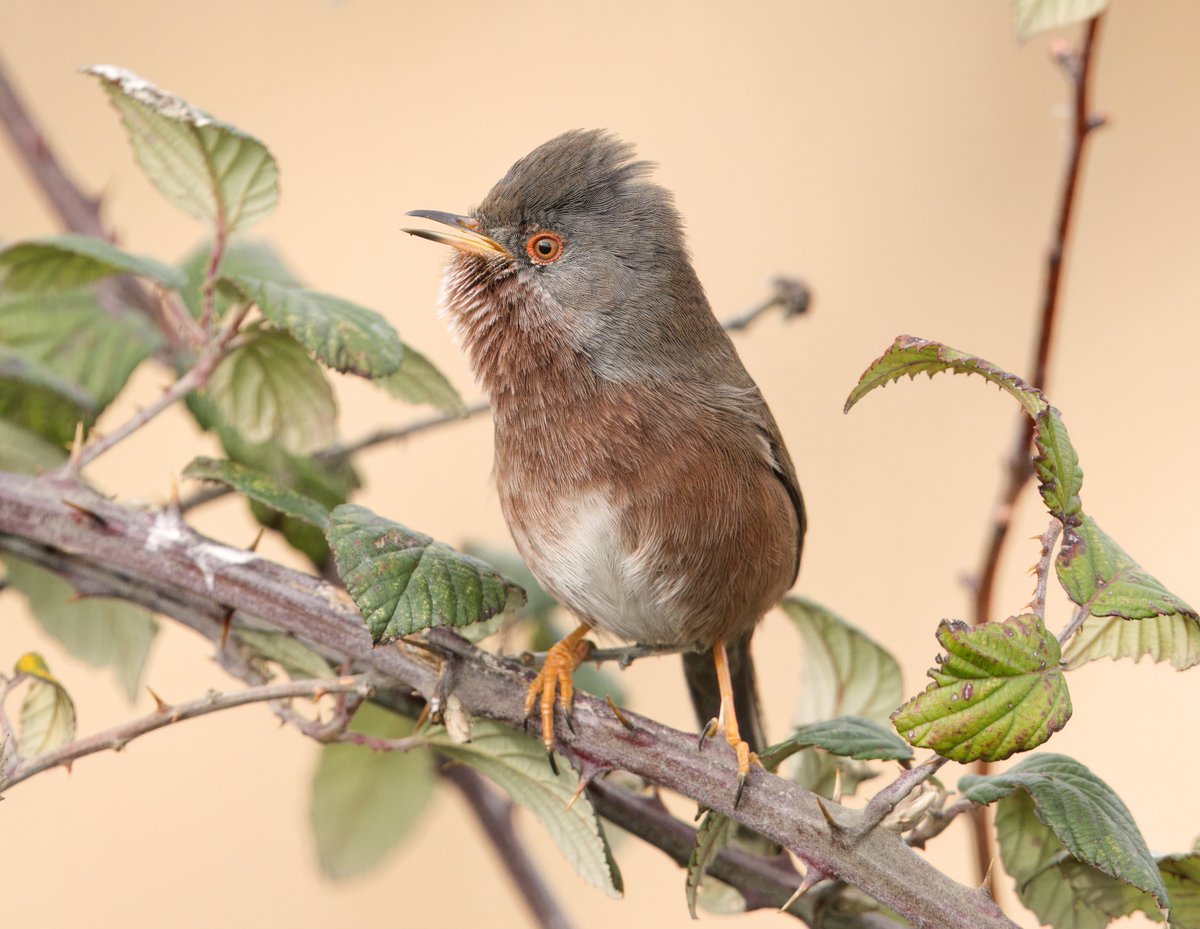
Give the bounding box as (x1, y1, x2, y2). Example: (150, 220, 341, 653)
(682, 632, 766, 753)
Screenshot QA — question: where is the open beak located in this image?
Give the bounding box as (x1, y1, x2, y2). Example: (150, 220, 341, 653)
(403, 210, 512, 258)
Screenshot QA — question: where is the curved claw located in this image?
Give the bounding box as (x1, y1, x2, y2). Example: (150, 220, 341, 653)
(522, 624, 591, 774)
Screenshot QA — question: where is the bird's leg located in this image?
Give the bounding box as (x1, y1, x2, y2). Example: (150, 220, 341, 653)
(523, 623, 593, 773)
(713, 638, 761, 807)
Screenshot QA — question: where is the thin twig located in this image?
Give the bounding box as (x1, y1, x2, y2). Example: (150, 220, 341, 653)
(859, 754, 949, 833)
(722, 276, 811, 331)
(519, 641, 688, 670)
(68, 302, 253, 472)
(442, 761, 578, 929)
(967, 14, 1106, 887)
(906, 797, 981, 849)
(1030, 518, 1063, 619)
(1057, 603, 1090, 648)
(317, 401, 491, 462)
(198, 228, 228, 333)
(0, 675, 370, 793)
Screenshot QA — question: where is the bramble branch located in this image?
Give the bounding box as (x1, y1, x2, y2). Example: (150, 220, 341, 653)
(0, 674, 370, 794)
(0, 471, 1017, 929)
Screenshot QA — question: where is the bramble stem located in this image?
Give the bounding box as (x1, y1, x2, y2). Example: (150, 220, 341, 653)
(0, 676, 369, 794)
(968, 14, 1106, 887)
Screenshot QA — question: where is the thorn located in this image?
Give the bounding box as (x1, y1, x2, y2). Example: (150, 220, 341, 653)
(605, 695, 635, 730)
(67, 421, 85, 472)
(833, 765, 844, 805)
(980, 856, 996, 897)
(546, 748, 559, 776)
(218, 607, 234, 651)
(565, 778, 586, 811)
(146, 686, 169, 713)
(246, 526, 266, 552)
(815, 796, 843, 834)
(62, 498, 110, 527)
(697, 717, 719, 751)
(413, 702, 431, 733)
(779, 869, 825, 912)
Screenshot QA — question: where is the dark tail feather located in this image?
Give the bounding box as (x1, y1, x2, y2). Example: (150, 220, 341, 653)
(682, 632, 766, 752)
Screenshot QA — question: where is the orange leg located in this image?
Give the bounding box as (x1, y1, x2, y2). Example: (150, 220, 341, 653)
(713, 638, 760, 807)
(523, 623, 592, 772)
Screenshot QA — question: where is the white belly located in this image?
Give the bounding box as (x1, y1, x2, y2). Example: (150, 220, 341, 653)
(517, 489, 682, 645)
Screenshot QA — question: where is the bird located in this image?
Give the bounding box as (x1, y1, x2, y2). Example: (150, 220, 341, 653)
(405, 130, 805, 803)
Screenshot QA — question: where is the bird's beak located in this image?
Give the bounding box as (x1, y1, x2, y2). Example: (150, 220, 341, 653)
(403, 210, 512, 258)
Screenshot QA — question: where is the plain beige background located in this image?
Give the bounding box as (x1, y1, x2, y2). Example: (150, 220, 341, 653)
(2, 2, 1197, 927)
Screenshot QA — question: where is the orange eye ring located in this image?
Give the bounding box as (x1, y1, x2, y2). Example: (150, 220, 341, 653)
(526, 231, 565, 265)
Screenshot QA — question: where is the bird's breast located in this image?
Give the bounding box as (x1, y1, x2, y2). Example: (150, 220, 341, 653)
(493, 383, 798, 648)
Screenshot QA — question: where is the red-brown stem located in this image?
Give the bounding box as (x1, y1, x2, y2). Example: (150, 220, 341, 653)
(968, 14, 1105, 887)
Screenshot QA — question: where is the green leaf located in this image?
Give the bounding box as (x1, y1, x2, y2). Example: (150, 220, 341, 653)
(309, 702, 434, 880)
(431, 720, 623, 898)
(0, 346, 95, 444)
(0, 289, 160, 442)
(1034, 408, 1083, 527)
(993, 792, 1161, 929)
(234, 629, 335, 681)
(1057, 514, 1197, 624)
(686, 809, 737, 917)
(1056, 515, 1200, 669)
(961, 753, 1169, 911)
(182, 456, 330, 528)
(0, 234, 185, 293)
(1160, 852, 1200, 929)
(767, 716, 914, 766)
(782, 598, 903, 795)
(0, 418, 68, 474)
(1063, 613, 1200, 672)
(179, 239, 300, 320)
(2, 556, 158, 700)
(844, 334, 1048, 418)
(1013, 0, 1109, 42)
(203, 329, 337, 455)
(892, 614, 1071, 762)
(375, 344, 466, 415)
(15, 652, 77, 756)
(326, 504, 525, 642)
(223, 276, 404, 377)
(86, 65, 279, 234)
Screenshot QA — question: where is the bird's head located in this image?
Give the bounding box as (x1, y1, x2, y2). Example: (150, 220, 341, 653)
(406, 130, 718, 388)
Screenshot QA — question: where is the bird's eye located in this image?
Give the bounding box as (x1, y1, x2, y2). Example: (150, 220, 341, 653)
(525, 232, 564, 265)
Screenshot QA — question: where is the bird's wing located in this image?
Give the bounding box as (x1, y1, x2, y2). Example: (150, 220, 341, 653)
(703, 376, 806, 585)
(749, 396, 806, 584)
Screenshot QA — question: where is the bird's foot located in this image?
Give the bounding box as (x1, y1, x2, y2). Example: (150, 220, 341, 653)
(523, 624, 593, 774)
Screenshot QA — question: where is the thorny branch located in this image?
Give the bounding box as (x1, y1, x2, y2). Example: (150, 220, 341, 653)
(967, 13, 1106, 886)
(0, 472, 1018, 929)
(0, 675, 370, 792)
